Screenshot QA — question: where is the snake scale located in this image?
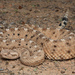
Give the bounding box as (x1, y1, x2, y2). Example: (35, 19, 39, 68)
(0, 11, 75, 66)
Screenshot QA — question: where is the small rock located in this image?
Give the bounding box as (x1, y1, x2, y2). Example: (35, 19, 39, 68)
(2, 21, 7, 25)
(10, 22, 16, 25)
(0, 68, 4, 71)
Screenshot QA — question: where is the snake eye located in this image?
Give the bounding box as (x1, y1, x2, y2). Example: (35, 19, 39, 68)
(59, 23, 61, 26)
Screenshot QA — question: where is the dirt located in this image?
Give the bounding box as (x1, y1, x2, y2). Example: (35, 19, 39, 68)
(0, 0, 75, 75)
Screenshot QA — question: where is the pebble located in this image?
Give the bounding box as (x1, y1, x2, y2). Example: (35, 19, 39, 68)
(0, 68, 4, 71)
(10, 22, 16, 25)
(2, 21, 7, 25)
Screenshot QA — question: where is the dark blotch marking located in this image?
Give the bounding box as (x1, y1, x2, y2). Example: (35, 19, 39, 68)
(53, 40, 57, 42)
(67, 50, 71, 54)
(30, 51, 33, 56)
(63, 21, 67, 25)
(59, 23, 61, 26)
(25, 34, 28, 37)
(72, 71, 75, 74)
(61, 70, 65, 74)
(62, 31, 64, 34)
(53, 49, 55, 51)
(36, 37, 38, 40)
(18, 44, 21, 46)
(19, 41, 21, 43)
(31, 35, 35, 38)
(39, 35, 44, 38)
(53, 32, 55, 34)
(13, 33, 15, 35)
(66, 42, 71, 46)
(54, 45, 57, 48)
(62, 17, 68, 21)
(18, 33, 20, 36)
(46, 39, 49, 42)
(8, 34, 10, 36)
(59, 56, 63, 60)
(29, 46, 31, 48)
(51, 52, 54, 54)
(41, 43, 43, 46)
(6, 44, 9, 46)
(34, 50, 38, 52)
(26, 43, 28, 45)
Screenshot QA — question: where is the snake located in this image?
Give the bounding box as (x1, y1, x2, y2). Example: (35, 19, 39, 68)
(0, 10, 75, 66)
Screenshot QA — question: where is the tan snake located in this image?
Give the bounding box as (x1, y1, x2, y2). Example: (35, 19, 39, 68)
(0, 11, 75, 66)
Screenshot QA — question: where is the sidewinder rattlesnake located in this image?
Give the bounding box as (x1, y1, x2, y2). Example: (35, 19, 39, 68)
(0, 10, 75, 66)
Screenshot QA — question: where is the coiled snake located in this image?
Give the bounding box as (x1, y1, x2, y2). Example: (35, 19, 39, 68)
(0, 11, 75, 66)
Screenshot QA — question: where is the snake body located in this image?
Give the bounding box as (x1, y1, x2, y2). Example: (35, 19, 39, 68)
(0, 11, 75, 66)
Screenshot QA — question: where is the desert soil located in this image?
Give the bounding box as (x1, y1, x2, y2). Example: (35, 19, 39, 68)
(0, 0, 75, 75)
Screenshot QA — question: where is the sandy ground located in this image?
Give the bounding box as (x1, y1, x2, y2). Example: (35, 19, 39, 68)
(0, 0, 75, 75)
